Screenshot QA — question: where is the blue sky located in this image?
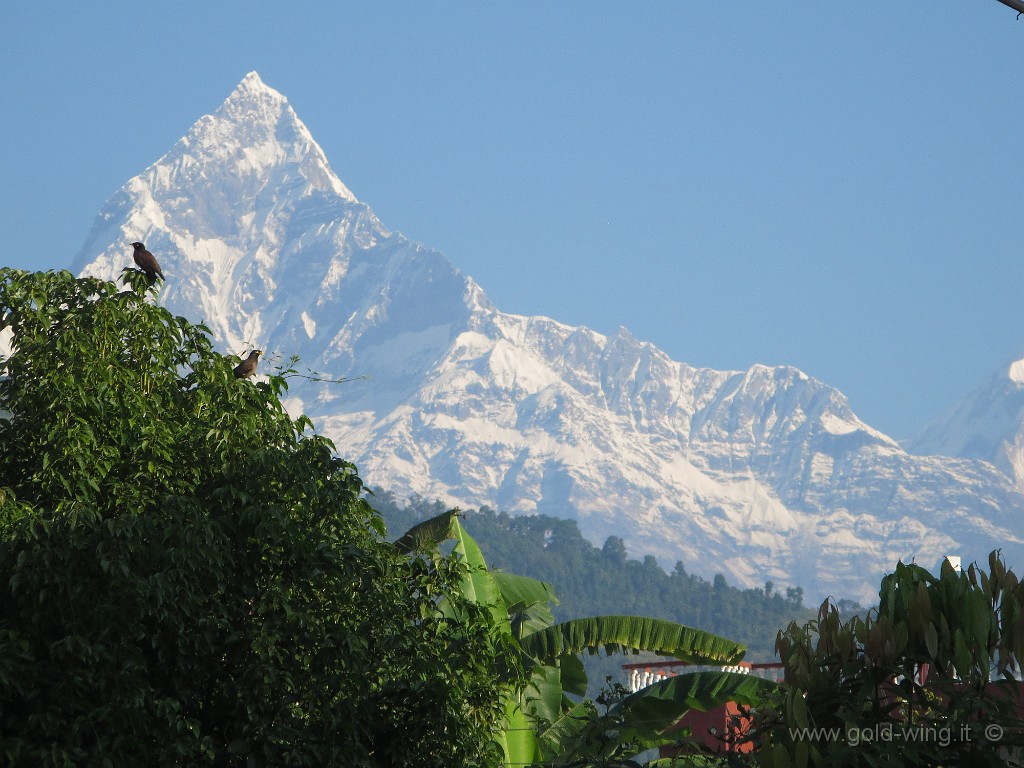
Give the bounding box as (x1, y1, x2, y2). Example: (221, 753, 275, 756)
(3, 2, 1023, 442)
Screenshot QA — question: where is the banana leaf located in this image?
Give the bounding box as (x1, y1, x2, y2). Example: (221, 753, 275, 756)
(392, 508, 460, 553)
(520, 615, 746, 666)
(496, 700, 538, 767)
(494, 571, 558, 638)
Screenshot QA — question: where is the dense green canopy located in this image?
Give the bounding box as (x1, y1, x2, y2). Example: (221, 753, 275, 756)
(0, 269, 506, 767)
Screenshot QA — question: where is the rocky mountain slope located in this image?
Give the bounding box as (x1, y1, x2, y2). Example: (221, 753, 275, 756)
(71, 73, 1024, 604)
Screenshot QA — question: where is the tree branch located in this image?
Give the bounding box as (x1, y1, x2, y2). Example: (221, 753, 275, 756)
(994, 0, 1024, 15)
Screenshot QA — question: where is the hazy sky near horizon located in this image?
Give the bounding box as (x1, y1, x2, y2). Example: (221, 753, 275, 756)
(3, 3, 1023, 442)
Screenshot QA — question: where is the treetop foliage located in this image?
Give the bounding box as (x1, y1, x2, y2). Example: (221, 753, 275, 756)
(752, 553, 1024, 766)
(0, 269, 507, 767)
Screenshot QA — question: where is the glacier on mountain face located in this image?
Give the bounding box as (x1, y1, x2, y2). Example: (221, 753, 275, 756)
(71, 72, 1024, 606)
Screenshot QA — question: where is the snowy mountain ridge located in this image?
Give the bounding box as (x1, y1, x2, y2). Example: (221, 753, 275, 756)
(71, 73, 1024, 605)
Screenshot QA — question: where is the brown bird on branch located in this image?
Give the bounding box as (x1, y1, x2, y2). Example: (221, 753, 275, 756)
(131, 242, 165, 281)
(234, 350, 263, 379)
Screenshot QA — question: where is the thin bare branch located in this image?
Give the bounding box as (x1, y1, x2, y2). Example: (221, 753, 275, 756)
(994, 0, 1024, 15)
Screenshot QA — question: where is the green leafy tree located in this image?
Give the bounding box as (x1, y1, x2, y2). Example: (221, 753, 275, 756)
(0, 269, 507, 767)
(751, 553, 1024, 767)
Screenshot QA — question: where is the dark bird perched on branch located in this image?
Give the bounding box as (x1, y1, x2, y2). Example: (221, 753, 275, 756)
(131, 242, 165, 281)
(234, 350, 263, 379)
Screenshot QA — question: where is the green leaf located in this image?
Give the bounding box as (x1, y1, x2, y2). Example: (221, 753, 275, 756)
(534, 699, 595, 760)
(392, 509, 460, 553)
(557, 653, 588, 698)
(520, 615, 746, 666)
(449, 517, 505, 620)
(497, 701, 538, 767)
(923, 621, 938, 660)
(492, 571, 557, 612)
(521, 663, 564, 727)
(494, 571, 557, 638)
(616, 670, 776, 727)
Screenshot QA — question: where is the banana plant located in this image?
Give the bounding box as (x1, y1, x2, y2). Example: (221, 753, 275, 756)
(396, 510, 778, 766)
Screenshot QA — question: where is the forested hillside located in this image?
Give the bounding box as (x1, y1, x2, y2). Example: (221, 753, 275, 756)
(373, 491, 826, 661)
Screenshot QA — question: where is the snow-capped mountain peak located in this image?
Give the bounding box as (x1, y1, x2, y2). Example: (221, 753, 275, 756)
(72, 71, 378, 353)
(913, 355, 1024, 492)
(166, 70, 357, 212)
